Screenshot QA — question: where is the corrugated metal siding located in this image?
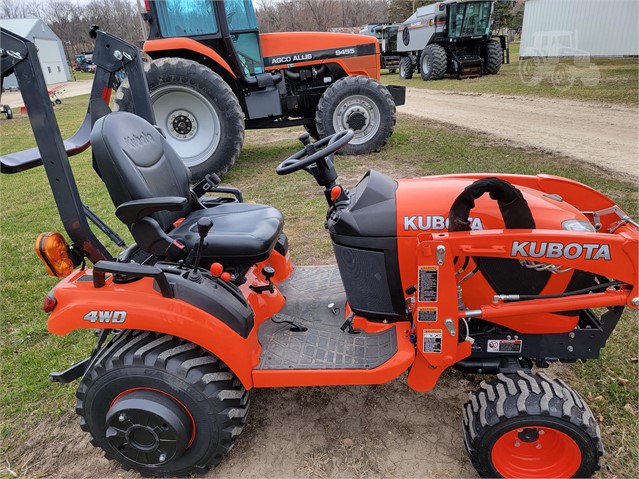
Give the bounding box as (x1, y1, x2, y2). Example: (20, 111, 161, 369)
(520, 0, 638, 57)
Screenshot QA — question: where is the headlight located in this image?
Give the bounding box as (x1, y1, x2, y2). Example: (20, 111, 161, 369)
(561, 219, 596, 232)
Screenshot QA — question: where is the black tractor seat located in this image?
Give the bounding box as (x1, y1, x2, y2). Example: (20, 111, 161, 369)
(171, 204, 284, 264)
(90, 111, 283, 265)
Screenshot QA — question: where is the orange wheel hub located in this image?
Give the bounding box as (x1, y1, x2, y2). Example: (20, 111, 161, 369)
(491, 426, 582, 478)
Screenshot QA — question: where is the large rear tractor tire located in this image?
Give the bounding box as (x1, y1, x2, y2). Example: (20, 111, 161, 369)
(399, 56, 414, 80)
(420, 44, 447, 81)
(114, 58, 245, 182)
(315, 76, 396, 155)
(76, 330, 250, 477)
(463, 372, 603, 478)
(484, 41, 504, 75)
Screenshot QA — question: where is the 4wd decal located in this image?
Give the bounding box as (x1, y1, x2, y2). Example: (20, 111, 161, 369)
(511, 241, 611, 261)
(404, 215, 484, 231)
(263, 43, 377, 68)
(83, 310, 127, 324)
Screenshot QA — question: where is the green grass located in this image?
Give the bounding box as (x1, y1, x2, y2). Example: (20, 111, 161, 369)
(68, 70, 95, 82)
(1, 96, 637, 477)
(382, 43, 639, 107)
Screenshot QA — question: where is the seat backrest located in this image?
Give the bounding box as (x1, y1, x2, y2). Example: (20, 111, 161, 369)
(90, 111, 193, 230)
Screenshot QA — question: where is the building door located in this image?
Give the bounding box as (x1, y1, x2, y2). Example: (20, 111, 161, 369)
(34, 37, 67, 84)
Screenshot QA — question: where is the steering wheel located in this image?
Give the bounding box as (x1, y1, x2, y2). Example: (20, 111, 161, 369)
(275, 129, 354, 175)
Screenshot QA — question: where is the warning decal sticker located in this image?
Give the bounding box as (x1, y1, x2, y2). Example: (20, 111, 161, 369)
(423, 329, 442, 353)
(418, 266, 438, 302)
(417, 307, 437, 323)
(487, 339, 523, 354)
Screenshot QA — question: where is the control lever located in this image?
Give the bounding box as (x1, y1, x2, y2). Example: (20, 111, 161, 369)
(340, 313, 361, 335)
(249, 265, 276, 294)
(188, 217, 213, 282)
(298, 132, 316, 155)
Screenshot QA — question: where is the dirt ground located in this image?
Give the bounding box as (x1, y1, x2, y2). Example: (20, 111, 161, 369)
(11, 371, 484, 479)
(1, 80, 93, 109)
(399, 88, 639, 181)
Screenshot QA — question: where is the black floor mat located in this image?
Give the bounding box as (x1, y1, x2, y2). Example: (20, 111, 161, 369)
(256, 266, 397, 370)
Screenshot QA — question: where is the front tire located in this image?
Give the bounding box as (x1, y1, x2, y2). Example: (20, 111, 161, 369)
(76, 330, 250, 477)
(2, 105, 12, 119)
(315, 76, 396, 155)
(399, 56, 414, 79)
(463, 372, 603, 478)
(114, 58, 245, 182)
(420, 44, 447, 81)
(484, 41, 504, 75)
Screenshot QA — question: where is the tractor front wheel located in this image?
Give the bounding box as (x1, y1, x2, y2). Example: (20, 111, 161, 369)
(463, 372, 602, 478)
(399, 56, 414, 80)
(315, 76, 396, 155)
(114, 58, 245, 182)
(76, 330, 250, 477)
(484, 41, 504, 75)
(420, 44, 447, 81)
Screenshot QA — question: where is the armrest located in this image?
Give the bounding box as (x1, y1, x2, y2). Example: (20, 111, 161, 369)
(115, 196, 188, 224)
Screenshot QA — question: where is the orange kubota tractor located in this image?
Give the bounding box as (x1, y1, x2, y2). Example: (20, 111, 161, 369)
(2, 27, 638, 479)
(115, 0, 406, 182)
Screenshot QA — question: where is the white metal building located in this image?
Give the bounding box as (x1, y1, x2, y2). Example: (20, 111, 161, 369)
(1, 18, 72, 88)
(520, 0, 639, 57)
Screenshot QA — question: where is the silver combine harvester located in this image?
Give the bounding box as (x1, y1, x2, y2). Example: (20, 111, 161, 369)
(361, 0, 508, 80)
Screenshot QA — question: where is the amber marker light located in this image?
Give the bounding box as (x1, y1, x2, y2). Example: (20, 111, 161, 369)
(35, 232, 74, 277)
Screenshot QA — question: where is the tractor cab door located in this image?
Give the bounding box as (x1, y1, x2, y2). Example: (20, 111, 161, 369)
(223, 0, 265, 77)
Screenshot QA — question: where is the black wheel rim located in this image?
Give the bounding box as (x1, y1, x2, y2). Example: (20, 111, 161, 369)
(105, 388, 194, 466)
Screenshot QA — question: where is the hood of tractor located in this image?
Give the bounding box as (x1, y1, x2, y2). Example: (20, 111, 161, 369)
(261, 32, 380, 78)
(395, 176, 588, 237)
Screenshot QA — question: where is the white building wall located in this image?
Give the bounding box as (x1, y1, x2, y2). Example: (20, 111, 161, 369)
(520, 0, 639, 57)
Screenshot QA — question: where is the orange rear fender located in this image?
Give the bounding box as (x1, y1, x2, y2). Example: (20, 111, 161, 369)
(47, 269, 269, 388)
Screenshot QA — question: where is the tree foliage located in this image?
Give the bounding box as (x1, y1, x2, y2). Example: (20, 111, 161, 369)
(387, 0, 438, 23)
(1, 0, 145, 55)
(254, 0, 389, 33)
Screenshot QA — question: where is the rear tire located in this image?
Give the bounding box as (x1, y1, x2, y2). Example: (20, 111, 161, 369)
(76, 330, 249, 477)
(3, 105, 12, 119)
(399, 56, 414, 80)
(315, 76, 396, 155)
(463, 372, 603, 478)
(484, 41, 504, 75)
(114, 58, 245, 182)
(420, 44, 447, 81)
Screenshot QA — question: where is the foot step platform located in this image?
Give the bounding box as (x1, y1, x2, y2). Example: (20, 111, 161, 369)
(256, 266, 398, 370)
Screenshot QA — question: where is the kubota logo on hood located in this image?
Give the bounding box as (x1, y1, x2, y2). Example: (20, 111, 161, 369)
(511, 241, 611, 261)
(404, 215, 484, 231)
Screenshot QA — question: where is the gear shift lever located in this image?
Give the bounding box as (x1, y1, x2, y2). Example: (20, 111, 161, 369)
(188, 217, 213, 282)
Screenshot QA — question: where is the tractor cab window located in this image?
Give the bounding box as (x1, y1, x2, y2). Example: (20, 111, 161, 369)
(225, 0, 264, 76)
(156, 0, 219, 37)
(447, 1, 492, 38)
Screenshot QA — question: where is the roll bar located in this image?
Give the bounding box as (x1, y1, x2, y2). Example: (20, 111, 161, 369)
(0, 27, 155, 264)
